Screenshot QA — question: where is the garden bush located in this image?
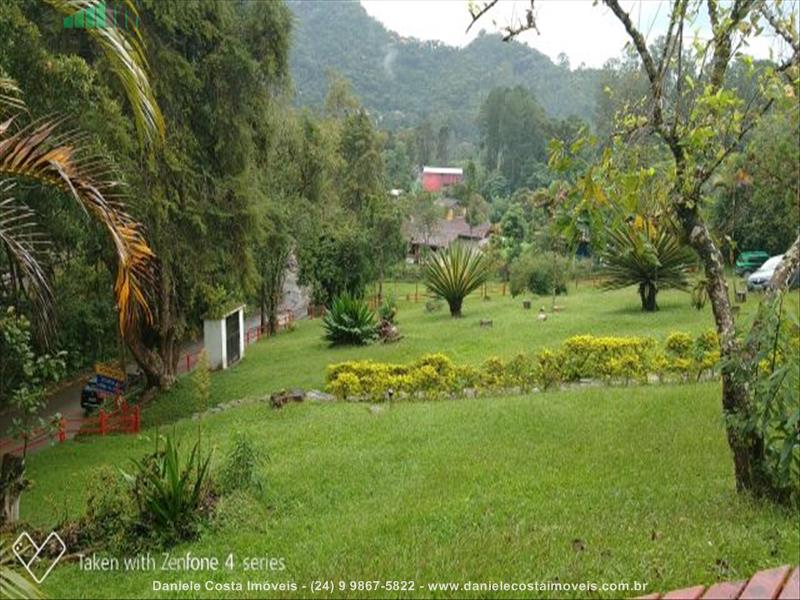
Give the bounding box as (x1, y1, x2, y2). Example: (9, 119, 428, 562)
(78, 466, 138, 553)
(322, 294, 378, 346)
(325, 333, 721, 400)
(508, 252, 570, 297)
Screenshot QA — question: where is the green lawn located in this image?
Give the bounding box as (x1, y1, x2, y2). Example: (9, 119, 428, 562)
(14, 282, 800, 598)
(144, 280, 768, 426)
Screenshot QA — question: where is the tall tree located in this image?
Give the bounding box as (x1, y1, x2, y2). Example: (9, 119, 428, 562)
(125, 0, 292, 389)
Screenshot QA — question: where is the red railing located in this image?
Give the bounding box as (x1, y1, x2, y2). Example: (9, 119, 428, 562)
(0, 396, 141, 456)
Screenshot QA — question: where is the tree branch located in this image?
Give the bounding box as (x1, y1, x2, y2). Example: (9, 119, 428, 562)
(467, 0, 538, 40)
(768, 235, 800, 294)
(759, 4, 800, 55)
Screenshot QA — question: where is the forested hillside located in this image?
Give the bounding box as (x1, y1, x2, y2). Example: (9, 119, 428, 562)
(288, 0, 603, 139)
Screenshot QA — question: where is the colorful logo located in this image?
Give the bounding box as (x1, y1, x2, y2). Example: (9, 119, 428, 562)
(63, 2, 139, 30)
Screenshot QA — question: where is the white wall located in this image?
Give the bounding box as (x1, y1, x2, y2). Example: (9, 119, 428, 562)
(203, 318, 226, 370)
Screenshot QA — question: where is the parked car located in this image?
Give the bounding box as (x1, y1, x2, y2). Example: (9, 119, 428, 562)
(745, 254, 800, 291)
(735, 250, 769, 276)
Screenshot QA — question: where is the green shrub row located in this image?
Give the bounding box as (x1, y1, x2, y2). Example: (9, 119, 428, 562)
(325, 331, 721, 401)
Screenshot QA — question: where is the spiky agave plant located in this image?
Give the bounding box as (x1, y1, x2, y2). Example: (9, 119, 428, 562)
(601, 218, 695, 312)
(322, 294, 378, 346)
(423, 242, 491, 317)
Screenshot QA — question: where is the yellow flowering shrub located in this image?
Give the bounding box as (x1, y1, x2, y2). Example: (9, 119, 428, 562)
(324, 332, 721, 400)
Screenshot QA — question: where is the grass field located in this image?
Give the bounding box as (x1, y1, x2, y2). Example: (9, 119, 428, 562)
(15, 281, 800, 598)
(143, 280, 769, 426)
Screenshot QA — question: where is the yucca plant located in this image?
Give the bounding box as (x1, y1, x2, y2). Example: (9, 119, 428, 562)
(601, 219, 695, 312)
(423, 242, 491, 317)
(322, 294, 378, 346)
(124, 435, 211, 542)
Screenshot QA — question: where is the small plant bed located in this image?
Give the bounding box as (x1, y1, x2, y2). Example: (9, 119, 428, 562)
(324, 331, 727, 401)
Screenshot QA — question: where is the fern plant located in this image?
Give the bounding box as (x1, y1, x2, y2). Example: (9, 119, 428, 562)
(322, 294, 378, 346)
(423, 243, 491, 317)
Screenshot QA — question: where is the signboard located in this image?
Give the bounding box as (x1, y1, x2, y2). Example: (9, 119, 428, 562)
(94, 375, 124, 395)
(94, 362, 125, 395)
(95, 362, 125, 382)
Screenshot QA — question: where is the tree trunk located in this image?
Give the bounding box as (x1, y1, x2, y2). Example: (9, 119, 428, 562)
(674, 200, 760, 490)
(448, 298, 463, 318)
(638, 282, 658, 311)
(0, 454, 25, 524)
(260, 282, 267, 335)
(126, 267, 180, 390)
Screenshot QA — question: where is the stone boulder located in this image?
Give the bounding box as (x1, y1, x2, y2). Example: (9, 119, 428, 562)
(270, 389, 305, 409)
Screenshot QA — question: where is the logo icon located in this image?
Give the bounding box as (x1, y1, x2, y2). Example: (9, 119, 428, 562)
(12, 531, 66, 584)
(63, 2, 140, 30)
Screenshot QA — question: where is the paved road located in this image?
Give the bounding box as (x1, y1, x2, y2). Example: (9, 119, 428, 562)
(0, 314, 265, 438)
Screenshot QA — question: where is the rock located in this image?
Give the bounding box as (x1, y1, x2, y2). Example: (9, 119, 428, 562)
(270, 389, 305, 409)
(479, 319, 493, 327)
(463, 388, 478, 398)
(278, 252, 311, 321)
(306, 390, 335, 403)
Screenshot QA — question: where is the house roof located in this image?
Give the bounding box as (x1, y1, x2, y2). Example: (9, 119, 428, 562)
(408, 215, 491, 248)
(422, 166, 463, 176)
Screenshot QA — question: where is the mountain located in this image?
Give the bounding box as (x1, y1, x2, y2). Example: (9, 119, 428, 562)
(287, 1, 604, 139)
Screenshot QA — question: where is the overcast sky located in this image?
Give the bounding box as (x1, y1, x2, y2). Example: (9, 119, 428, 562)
(360, 0, 794, 69)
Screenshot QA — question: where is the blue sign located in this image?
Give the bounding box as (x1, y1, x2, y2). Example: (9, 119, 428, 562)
(94, 374, 124, 394)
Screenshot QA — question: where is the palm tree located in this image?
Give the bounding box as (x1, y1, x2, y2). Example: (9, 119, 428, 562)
(423, 242, 491, 317)
(601, 218, 695, 312)
(0, 0, 164, 337)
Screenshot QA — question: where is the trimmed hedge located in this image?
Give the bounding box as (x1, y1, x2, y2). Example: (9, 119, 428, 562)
(325, 331, 721, 401)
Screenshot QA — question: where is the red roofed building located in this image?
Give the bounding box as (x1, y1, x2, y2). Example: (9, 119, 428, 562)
(421, 166, 463, 192)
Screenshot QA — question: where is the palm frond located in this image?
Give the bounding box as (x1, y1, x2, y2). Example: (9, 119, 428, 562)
(0, 181, 55, 340)
(0, 118, 156, 335)
(0, 77, 26, 120)
(46, 0, 165, 149)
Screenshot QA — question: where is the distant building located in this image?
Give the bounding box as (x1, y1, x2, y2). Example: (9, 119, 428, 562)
(407, 215, 492, 263)
(421, 166, 463, 192)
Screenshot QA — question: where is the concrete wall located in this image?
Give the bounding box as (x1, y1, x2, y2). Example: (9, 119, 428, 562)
(203, 318, 226, 370)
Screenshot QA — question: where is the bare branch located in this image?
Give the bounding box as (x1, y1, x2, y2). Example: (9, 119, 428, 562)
(467, 0, 538, 40)
(466, 0, 500, 34)
(759, 4, 800, 55)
